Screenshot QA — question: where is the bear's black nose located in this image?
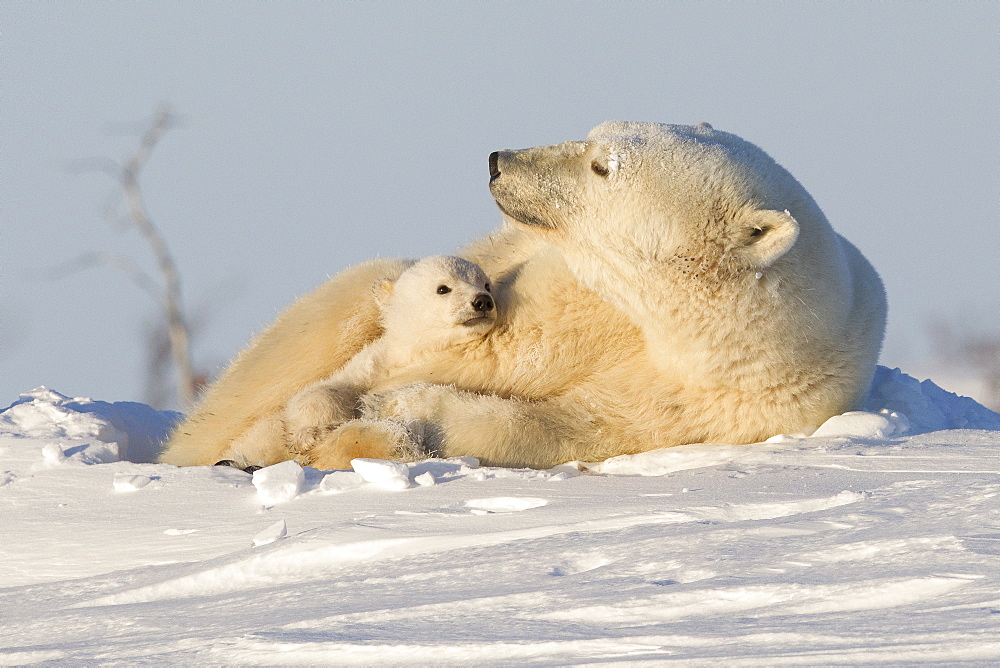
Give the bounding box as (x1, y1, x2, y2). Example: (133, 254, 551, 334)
(472, 293, 494, 312)
(488, 151, 501, 181)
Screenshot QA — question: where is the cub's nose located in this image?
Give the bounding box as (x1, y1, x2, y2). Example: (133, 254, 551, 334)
(488, 151, 501, 181)
(472, 293, 494, 312)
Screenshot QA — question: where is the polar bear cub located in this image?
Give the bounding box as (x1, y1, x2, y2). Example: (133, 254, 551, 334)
(283, 255, 496, 460)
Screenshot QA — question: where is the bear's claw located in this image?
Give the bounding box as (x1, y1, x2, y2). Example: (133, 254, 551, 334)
(214, 459, 261, 474)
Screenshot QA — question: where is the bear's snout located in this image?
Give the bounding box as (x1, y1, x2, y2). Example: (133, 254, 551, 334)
(472, 293, 494, 312)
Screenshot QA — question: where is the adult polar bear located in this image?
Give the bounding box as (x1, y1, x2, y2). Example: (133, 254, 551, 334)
(159, 121, 886, 470)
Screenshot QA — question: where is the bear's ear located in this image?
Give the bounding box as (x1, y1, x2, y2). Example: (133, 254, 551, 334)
(371, 278, 395, 310)
(734, 209, 799, 269)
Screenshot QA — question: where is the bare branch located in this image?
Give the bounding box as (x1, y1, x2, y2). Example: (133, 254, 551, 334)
(117, 103, 196, 406)
(61, 103, 199, 409)
(103, 109, 188, 137)
(39, 251, 163, 304)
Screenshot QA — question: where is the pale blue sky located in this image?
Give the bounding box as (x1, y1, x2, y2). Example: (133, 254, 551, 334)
(2, 1, 998, 408)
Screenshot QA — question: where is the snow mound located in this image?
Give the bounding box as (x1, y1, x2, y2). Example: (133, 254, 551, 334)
(864, 366, 1000, 432)
(810, 409, 910, 440)
(0, 386, 181, 463)
(252, 460, 306, 504)
(351, 457, 411, 490)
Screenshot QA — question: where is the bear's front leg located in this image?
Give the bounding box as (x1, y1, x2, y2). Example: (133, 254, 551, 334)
(362, 383, 591, 469)
(304, 418, 426, 470)
(218, 411, 289, 468)
(284, 383, 361, 455)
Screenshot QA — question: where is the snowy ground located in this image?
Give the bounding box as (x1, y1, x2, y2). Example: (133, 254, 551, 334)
(2, 367, 999, 665)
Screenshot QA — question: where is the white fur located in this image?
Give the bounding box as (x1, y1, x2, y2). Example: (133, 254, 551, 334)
(159, 122, 886, 470)
(283, 256, 495, 463)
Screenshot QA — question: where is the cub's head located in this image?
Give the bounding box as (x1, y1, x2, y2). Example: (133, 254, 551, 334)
(374, 255, 496, 348)
(488, 122, 828, 313)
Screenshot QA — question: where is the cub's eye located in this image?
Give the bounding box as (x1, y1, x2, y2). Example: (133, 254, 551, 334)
(484, 282, 491, 291)
(436, 285, 452, 294)
(591, 160, 610, 177)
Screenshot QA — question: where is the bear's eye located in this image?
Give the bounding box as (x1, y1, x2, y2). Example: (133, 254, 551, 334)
(484, 282, 491, 291)
(436, 285, 451, 294)
(591, 160, 610, 178)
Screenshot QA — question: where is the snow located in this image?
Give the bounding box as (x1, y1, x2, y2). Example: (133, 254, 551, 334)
(253, 520, 288, 547)
(252, 460, 306, 505)
(351, 457, 412, 490)
(607, 152, 621, 173)
(1, 369, 999, 665)
(112, 473, 153, 492)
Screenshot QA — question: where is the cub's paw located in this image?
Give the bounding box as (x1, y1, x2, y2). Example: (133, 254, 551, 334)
(307, 419, 425, 470)
(286, 385, 358, 442)
(287, 424, 336, 455)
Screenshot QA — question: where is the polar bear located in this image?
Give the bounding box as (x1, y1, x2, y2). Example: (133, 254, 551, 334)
(283, 255, 496, 465)
(159, 121, 886, 470)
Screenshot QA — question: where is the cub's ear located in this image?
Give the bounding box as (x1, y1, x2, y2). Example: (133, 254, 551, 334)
(734, 209, 799, 269)
(371, 278, 395, 310)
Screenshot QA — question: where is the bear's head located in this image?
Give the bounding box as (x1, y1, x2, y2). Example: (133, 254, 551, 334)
(374, 255, 496, 350)
(488, 122, 838, 322)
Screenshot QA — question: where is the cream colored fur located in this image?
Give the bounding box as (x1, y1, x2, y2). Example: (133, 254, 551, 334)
(284, 256, 496, 463)
(158, 258, 407, 466)
(159, 121, 886, 470)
